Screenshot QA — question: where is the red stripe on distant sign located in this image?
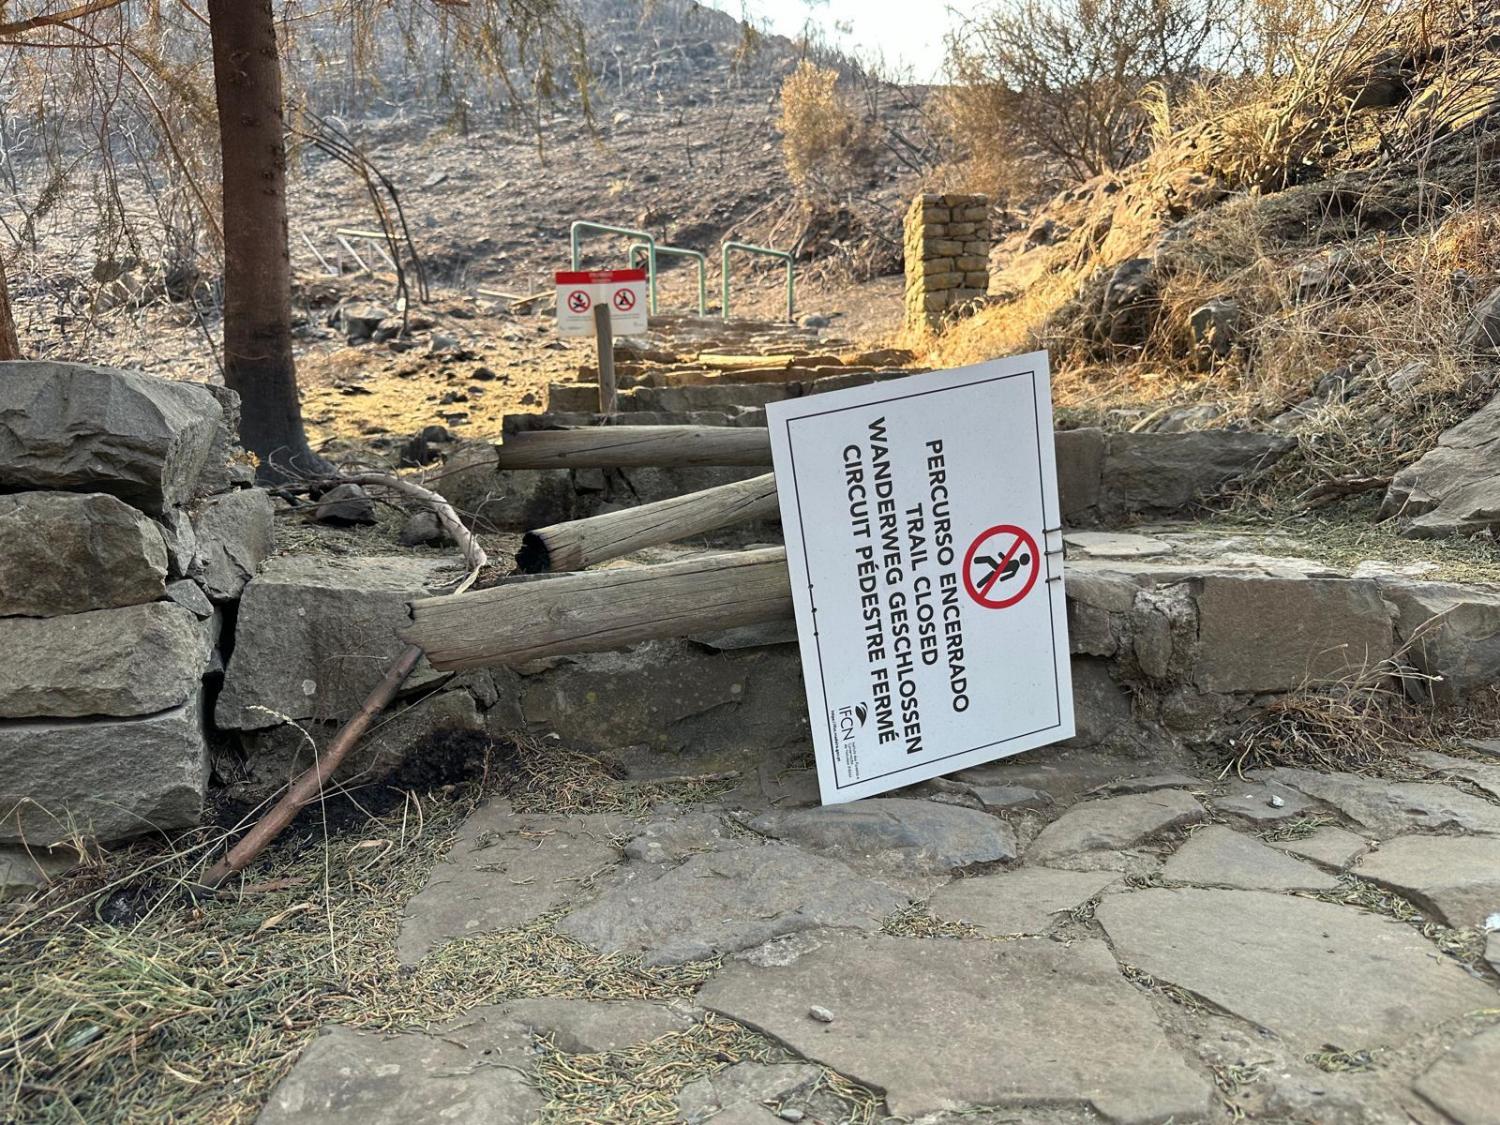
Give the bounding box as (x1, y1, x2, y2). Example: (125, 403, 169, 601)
(555, 269, 646, 284)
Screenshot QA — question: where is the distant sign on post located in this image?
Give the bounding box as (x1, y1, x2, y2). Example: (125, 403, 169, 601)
(767, 352, 1074, 804)
(555, 269, 648, 337)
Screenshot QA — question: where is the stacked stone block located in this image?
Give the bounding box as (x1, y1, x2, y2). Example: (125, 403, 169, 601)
(904, 193, 991, 332)
(0, 362, 274, 844)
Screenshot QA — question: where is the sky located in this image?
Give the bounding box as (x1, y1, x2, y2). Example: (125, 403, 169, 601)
(700, 1, 989, 83)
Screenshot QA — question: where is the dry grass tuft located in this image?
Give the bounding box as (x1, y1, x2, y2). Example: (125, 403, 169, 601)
(530, 1015, 784, 1123)
(538, 1044, 884, 1125)
(880, 903, 980, 940)
(1225, 645, 1439, 775)
(1119, 963, 1206, 1011)
(0, 735, 748, 1123)
(502, 736, 740, 818)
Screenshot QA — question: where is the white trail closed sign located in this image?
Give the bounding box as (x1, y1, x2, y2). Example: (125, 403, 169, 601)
(766, 352, 1074, 804)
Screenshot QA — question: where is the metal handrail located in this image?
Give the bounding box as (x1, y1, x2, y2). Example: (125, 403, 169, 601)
(722, 241, 795, 323)
(630, 242, 708, 317)
(570, 221, 658, 312)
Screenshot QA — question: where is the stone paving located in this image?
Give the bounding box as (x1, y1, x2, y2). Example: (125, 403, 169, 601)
(257, 744, 1500, 1124)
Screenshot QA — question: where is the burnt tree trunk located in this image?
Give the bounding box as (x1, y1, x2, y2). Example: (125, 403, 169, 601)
(0, 255, 20, 360)
(208, 0, 318, 476)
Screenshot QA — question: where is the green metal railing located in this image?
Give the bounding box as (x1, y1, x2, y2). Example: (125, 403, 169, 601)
(570, 221, 658, 313)
(571, 221, 795, 323)
(722, 241, 795, 323)
(630, 242, 708, 317)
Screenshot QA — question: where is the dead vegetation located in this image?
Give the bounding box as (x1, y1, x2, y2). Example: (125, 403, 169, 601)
(930, 0, 1500, 507)
(778, 61, 873, 200)
(530, 1016, 882, 1125)
(0, 738, 743, 1123)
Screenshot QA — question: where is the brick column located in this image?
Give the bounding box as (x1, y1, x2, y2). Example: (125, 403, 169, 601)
(903, 193, 991, 333)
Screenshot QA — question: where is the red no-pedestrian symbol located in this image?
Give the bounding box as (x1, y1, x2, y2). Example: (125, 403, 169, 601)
(567, 289, 592, 314)
(962, 524, 1041, 609)
(612, 287, 637, 312)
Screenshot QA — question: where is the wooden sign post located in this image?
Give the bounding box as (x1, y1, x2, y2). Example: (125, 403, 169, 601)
(593, 302, 617, 414)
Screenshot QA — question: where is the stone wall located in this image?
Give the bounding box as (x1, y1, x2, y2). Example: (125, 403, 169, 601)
(0, 362, 273, 845)
(904, 193, 991, 333)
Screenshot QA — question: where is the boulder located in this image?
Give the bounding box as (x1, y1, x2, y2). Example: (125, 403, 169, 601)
(192, 382, 246, 496)
(1457, 284, 1500, 355)
(0, 492, 167, 617)
(0, 361, 223, 514)
(158, 508, 199, 578)
(313, 482, 378, 526)
(1381, 580, 1500, 705)
(0, 843, 76, 900)
(216, 555, 460, 730)
(0, 693, 207, 842)
(1064, 568, 1137, 656)
(1192, 575, 1393, 693)
(1188, 298, 1241, 359)
(397, 510, 446, 547)
(0, 602, 208, 718)
(1100, 431, 1294, 516)
(336, 304, 389, 344)
(191, 488, 275, 601)
(1381, 392, 1500, 538)
(164, 579, 214, 618)
(1097, 257, 1159, 346)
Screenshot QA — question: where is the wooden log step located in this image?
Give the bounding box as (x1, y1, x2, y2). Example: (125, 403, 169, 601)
(785, 354, 848, 370)
(518, 472, 779, 572)
(404, 547, 794, 670)
(696, 352, 797, 370)
(494, 425, 773, 469)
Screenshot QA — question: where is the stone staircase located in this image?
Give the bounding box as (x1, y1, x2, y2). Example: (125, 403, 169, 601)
(4, 348, 1497, 1125)
(207, 317, 1500, 797)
